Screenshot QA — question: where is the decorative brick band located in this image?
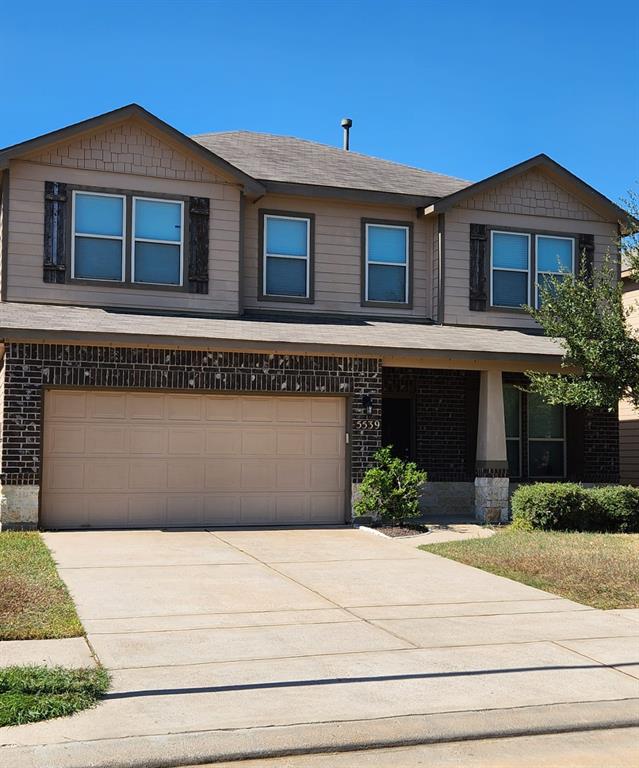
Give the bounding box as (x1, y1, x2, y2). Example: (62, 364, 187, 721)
(475, 466, 509, 479)
(0, 343, 382, 486)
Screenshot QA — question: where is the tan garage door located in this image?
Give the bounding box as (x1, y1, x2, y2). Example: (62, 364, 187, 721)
(42, 390, 346, 529)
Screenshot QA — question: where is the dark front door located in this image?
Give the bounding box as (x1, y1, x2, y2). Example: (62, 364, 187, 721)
(382, 397, 414, 461)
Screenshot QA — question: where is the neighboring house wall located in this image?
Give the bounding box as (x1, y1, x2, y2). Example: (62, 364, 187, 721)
(4, 120, 243, 314)
(620, 277, 639, 484)
(443, 169, 618, 327)
(241, 194, 434, 319)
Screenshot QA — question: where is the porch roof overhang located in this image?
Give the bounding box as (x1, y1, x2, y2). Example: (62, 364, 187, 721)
(0, 302, 563, 364)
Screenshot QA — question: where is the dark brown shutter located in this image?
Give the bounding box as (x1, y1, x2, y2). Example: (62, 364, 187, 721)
(43, 181, 68, 283)
(188, 196, 210, 294)
(566, 406, 585, 480)
(469, 223, 488, 311)
(577, 233, 595, 283)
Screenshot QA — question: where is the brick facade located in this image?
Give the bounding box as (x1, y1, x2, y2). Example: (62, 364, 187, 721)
(383, 367, 480, 481)
(0, 343, 382, 488)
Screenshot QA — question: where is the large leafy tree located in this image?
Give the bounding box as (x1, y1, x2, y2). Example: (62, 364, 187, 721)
(525, 187, 639, 413)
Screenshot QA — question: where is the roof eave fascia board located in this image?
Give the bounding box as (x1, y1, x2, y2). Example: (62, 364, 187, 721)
(422, 154, 633, 227)
(0, 327, 562, 363)
(261, 179, 437, 208)
(0, 104, 266, 196)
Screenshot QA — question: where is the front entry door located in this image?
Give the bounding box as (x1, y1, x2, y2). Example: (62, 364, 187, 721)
(382, 397, 414, 461)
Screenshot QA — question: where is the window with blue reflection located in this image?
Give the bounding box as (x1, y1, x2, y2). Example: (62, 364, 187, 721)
(366, 224, 408, 303)
(264, 215, 309, 297)
(133, 198, 183, 285)
(73, 192, 124, 281)
(536, 236, 574, 308)
(491, 232, 529, 307)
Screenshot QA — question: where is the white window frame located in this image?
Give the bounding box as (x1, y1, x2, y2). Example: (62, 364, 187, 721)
(535, 234, 575, 309)
(70, 190, 126, 282)
(527, 397, 567, 479)
(504, 384, 522, 478)
(490, 230, 531, 309)
(131, 196, 184, 287)
(364, 222, 410, 304)
(263, 213, 311, 299)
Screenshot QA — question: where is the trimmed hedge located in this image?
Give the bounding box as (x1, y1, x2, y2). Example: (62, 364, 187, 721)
(511, 483, 639, 533)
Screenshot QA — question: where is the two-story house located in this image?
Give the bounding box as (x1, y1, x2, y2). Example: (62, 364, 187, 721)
(0, 104, 624, 530)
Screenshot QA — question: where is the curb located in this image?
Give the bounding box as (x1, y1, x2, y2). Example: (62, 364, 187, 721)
(4, 698, 639, 768)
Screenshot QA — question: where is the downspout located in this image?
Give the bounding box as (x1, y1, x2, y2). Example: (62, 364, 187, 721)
(238, 190, 245, 316)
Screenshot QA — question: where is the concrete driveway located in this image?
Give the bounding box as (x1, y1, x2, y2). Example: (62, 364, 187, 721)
(2, 528, 638, 767)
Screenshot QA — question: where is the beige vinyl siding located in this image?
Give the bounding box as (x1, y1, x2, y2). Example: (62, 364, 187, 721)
(620, 279, 639, 485)
(242, 194, 434, 319)
(5, 117, 243, 314)
(443, 171, 618, 328)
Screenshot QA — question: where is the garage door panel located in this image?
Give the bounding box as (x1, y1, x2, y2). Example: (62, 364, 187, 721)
(45, 460, 85, 490)
(205, 429, 242, 456)
(126, 394, 165, 419)
(311, 428, 344, 457)
(167, 495, 204, 525)
(275, 398, 311, 423)
(168, 428, 205, 456)
(130, 428, 168, 455)
(310, 461, 344, 491)
(43, 392, 345, 529)
(46, 426, 86, 455)
(205, 461, 242, 490)
(241, 461, 277, 491)
(85, 461, 129, 491)
(167, 460, 205, 491)
(241, 397, 275, 423)
(167, 395, 203, 421)
(205, 396, 240, 421)
(129, 460, 167, 490)
(203, 495, 241, 525)
(277, 430, 309, 456)
(86, 426, 127, 455)
(88, 392, 126, 419)
(242, 430, 277, 456)
(48, 391, 87, 419)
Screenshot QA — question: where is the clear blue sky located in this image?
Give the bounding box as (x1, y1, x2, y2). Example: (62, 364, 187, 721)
(2, 0, 638, 201)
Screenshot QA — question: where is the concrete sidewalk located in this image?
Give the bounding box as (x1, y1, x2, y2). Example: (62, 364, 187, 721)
(0, 528, 637, 768)
(0, 637, 94, 668)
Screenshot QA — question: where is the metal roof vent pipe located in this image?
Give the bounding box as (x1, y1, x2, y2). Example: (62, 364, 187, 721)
(341, 118, 352, 151)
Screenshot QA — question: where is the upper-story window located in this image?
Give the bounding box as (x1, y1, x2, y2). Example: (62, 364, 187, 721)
(72, 191, 126, 281)
(490, 229, 575, 310)
(261, 212, 312, 300)
(535, 235, 574, 308)
(490, 231, 530, 308)
(132, 198, 184, 286)
(363, 221, 411, 305)
(70, 189, 185, 287)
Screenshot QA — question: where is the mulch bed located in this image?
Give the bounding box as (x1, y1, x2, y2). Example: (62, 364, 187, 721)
(374, 524, 429, 538)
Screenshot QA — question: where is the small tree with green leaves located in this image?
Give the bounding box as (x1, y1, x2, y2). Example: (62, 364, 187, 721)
(525, 255, 639, 412)
(354, 446, 427, 525)
(525, 185, 639, 413)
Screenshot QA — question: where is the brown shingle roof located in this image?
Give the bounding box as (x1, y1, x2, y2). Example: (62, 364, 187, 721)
(0, 303, 562, 362)
(192, 131, 471, 199)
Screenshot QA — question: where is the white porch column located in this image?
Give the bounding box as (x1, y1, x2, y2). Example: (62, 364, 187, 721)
(474, 369, 510, 523)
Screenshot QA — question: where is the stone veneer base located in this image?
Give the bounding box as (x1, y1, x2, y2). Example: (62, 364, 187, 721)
(0, 484, 40, 530)
(474, 476, 510, 523)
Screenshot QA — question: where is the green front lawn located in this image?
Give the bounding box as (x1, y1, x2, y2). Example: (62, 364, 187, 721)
(0, 665, 109, 727)
(0, 532, 83, 640)
(421, 530, 639, 610)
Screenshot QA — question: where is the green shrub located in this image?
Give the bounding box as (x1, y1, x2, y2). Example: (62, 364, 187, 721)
(354, 446, 427, 524)
(588, 486, 639, 533)
(511, 483, 592, 532)
(511, 483, 639, 533)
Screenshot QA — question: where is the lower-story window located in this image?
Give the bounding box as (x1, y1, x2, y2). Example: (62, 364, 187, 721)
(528, 392, 566, 478)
